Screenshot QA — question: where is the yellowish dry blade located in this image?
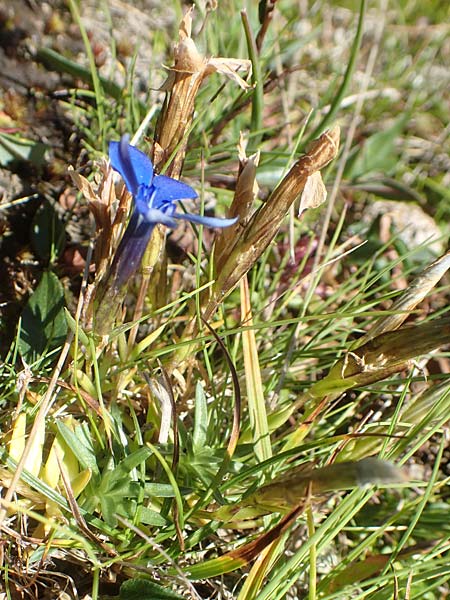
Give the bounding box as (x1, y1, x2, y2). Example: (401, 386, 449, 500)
(41, 418, 80, 490)
(23, 412, 45, 478)
(8, 412, 26, 463)
(0, 467, 45, 507)
(237, 538, 285, 600)
(185, 499, 308, 579)
(240, 275, 272, 463)
(71, 469, 92, 498)
(353, 250, 450, 347)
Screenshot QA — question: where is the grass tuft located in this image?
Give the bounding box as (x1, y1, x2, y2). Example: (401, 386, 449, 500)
(0, 1, 449, 598)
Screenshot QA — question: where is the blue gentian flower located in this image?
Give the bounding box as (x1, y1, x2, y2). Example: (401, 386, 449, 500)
(107, 136, 237, 291)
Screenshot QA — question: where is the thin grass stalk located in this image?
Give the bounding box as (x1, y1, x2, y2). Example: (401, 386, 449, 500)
(256, 489, 373, 600)
(310, 0, 384, 317)
(236, 538, 286, 600)
(67, 0, 106, 148)
(338, 379, 450, 461)
(354, 249, 450, 346)
(306, 0, 367, 143)
(241, 10, 264, 147)
(307, 504, 317, 600)
(146, 442, 184, 537)
(388, 437, 445, 566)
(281, 315, 450, 453)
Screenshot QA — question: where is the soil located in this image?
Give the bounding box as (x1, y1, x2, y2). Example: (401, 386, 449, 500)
(1, 1, 81, 352)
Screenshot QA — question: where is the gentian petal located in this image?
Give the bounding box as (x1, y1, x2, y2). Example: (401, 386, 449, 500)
(174, 212, 238, 228)
(152, 174, 198, 204)
(109, 136, 154, 194)
(109, 209, 156, 290)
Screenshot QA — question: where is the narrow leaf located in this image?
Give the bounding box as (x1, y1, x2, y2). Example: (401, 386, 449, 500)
(193, 382, 208, 450)
(31, 200, 66, 262)
(120, 578, 184, 600)
(56, 421, 99, 476)
(345, 115, 408, 180)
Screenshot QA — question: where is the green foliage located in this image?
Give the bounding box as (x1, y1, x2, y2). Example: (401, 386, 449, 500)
(0, 132, 49, 167)
(120, 578, 184, 600)
(31, 201, 66, 262)
(56, 420, 100, 476)
(18, 271, 67, 362)
(345, 115, 409, 180)
(1, 0, 449, 598)
(93, 447, 157, 527)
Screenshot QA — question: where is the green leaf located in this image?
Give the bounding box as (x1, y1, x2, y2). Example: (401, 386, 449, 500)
(144, 483, 178, 498)
(36, 47, 124, 103)
(120, 578, 184, 600)
(118, 447, 153, 474)
(99, 494, 123, 527)
(56, 421, 99, 476)
(138, 506, 166, 526)
(101, 447, 153, 490)
(345, 115, 409, 180)
(0, 132, 49, 167)
(96, 448, 154, 526)
(193, 381, 208, 449)
(19, 271, 68, 361)
(98, 487, 140, 526)
(64, 308, 90, 347)
(101, 476, 141, 497)
(31, 201, 66, 262)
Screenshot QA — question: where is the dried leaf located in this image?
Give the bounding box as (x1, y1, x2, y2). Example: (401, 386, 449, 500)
(298, 171, 327, 216)
(148, 379, 173, 445)
(206, 57, 252, 90)
(179, 5, 193, 40)
(215, 140, 260, 266)
(68, 167, 97, 204)
(155, 9, 252, 174)
(327, 541, 437, 592)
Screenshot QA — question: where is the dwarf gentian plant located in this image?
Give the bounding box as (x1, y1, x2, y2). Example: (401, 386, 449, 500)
(106, 136, 237, 292)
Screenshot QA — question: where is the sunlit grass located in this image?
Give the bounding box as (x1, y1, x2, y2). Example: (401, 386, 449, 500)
(0, 0, 449, 598)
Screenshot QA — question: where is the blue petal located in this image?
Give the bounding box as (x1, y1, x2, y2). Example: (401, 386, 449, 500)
(152, 174, 198, 205)
(174, 212, 238, 228)
(108, 210, 156, 290)
(109, 136, 154, 194)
